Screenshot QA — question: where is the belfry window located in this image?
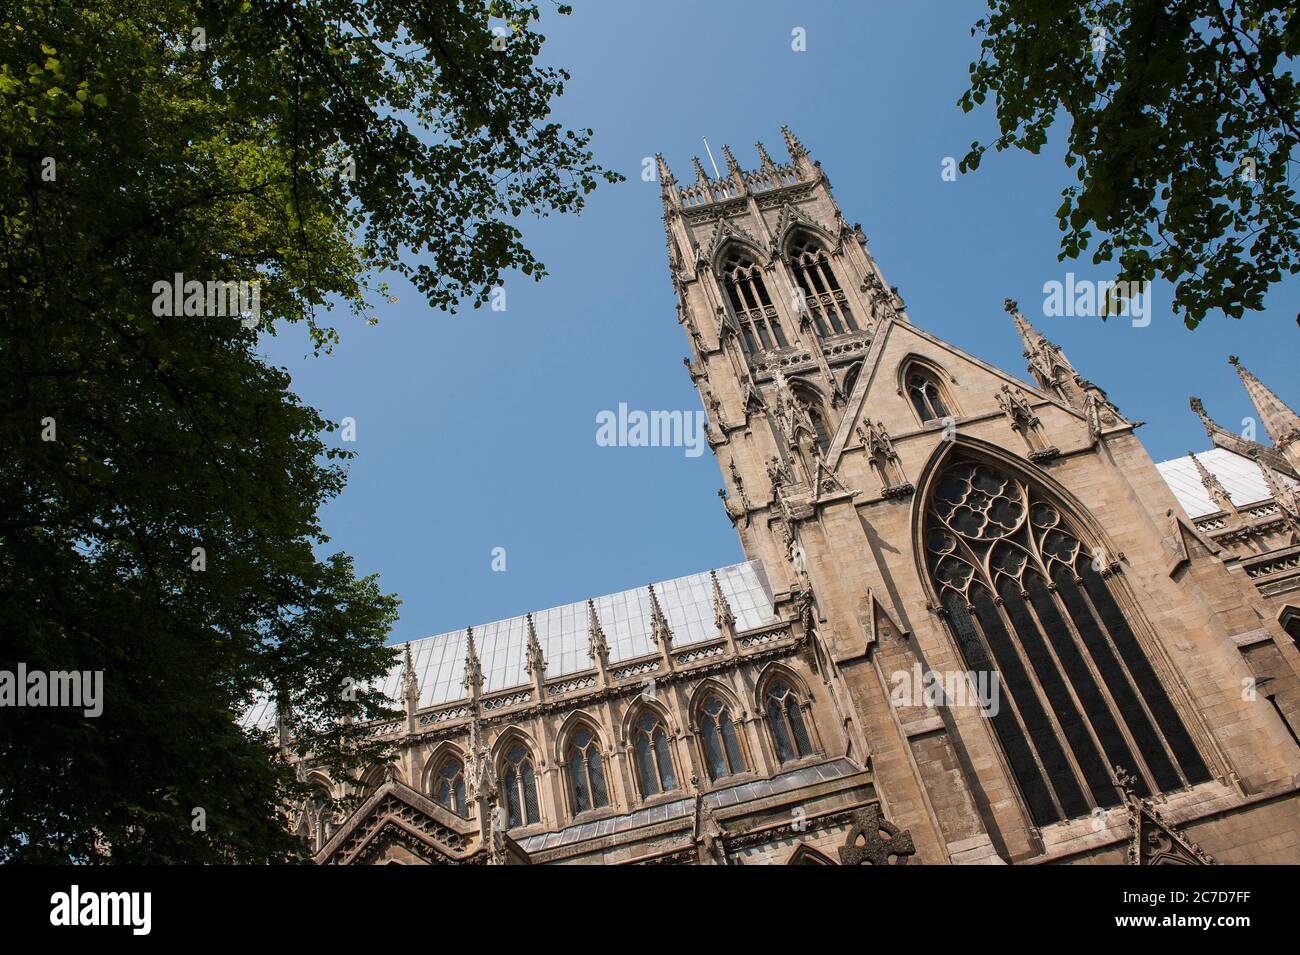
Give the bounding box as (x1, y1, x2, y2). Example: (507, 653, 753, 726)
(632, 711, 678, 797)
(699, 695, 747, 780)
(906, 366, 952, 423)
(430, 754, 466, 816)
(501, 742, 540, 828)
(721, 246, 788, 354)
(788, 232, 857, 336)
(764, 679, 813, 763)
(566, 725, 610, 814)
(925, 457, 1211, 828)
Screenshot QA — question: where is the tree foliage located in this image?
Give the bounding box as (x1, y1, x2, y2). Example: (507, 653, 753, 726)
(0, 0, 617, 862)
(960, 0, 1300, 327)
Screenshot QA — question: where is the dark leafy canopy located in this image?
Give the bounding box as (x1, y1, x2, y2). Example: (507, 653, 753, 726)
(0, 0, 617, 862)
(960, 0, 1300, 328)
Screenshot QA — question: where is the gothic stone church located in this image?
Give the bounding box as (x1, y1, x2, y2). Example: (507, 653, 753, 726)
(284, 130, 1300, 865)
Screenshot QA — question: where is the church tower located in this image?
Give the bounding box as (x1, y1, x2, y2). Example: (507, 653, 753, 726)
(661, 130, 1300, 863)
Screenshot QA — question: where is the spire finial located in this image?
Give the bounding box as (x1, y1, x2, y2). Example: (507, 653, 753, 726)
(401, 643, 419, 701)
(463, 625, 483, 697)
(721, 143, 741, 176)
(710, 569, 735, 632)
(756, 141, 775, 168)
(655, 152, 676, 188)
(1003, 296, 1040, 343)
(1188, 396, 1218, 438)
(647, 583, 673, 648)
(692, 155, 709, 183)
(1188, 450, 1237, 515)
(524, 612, 546, 681)
(1229, 355, 1300, 450)
(780, 124, 806, 160)
(586, 598, 609, 665)
(1002, 294, 1081, 402)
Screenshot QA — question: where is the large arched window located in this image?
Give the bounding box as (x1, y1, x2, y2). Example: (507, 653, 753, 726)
(429, 754, 466, 816)
(764, 678, 814, 763)
(924, 456, 1211, 827)
(905, 364, 954, 423)
(500, 741, 540, 828)
(698, 695, 747, 781)
(632, 710, 678, 797)
(566, 724, 610, 814)
(788, 231, 857, 336)
(721, 246, 788, 354)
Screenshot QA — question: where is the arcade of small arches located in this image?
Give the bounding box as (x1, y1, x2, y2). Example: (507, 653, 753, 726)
(298, 669, 822, 848)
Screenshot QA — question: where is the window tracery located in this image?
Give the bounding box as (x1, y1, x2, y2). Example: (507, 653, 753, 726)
(764, 678, 814, 763)
(430, 754, 467, 816)
(698, 695, 747, 780)
(721, 246, 787, 354)
(632, 710, 678, 796)
(566, 725, 610, 813)
(925, 457, 1211, 826)
(500, 741, 540, 828)
(788, 232, 857, 336)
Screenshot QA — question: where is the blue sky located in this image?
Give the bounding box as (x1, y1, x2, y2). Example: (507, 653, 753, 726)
(264, 0, 1298, 645)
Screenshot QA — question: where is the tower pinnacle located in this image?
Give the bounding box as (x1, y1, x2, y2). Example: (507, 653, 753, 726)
(655, 153, 676, 188)
(780, 124, 807, 159)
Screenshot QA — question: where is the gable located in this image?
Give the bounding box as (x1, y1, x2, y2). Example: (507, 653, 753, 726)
(315, 779, 485, 866)
(827, 317, 1083, 467)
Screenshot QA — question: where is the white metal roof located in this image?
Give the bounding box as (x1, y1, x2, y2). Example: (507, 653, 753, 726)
(242, 560, 776, 728)
(1156, 446, 1295, 518)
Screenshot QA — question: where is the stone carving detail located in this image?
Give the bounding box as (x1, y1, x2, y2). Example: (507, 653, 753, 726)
(996, 383, 1057, 459)
(766, 455, 795, 491)
(856, 419, 912, 498)
(837, 806, 915, 865)
(860, 272, 904, 323)
(1119, 769, 1215, 866)
(811, 442, 852, 500)
(328, 791, 473, 866)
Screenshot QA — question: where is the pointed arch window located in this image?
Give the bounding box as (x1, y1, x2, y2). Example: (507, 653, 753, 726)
(501, 742, 540, 828)
(430, 754, 466, 816)
(925, 457, 1211, 828)
(566, 725, 610, 813)
(764, 679, 813, 763)
(699, 695, 747, 780)
(721, 246, 788, 354)
(632, 711, 678, 797)
(905, 364, 954, 423)
(788, 232, 857, 336)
